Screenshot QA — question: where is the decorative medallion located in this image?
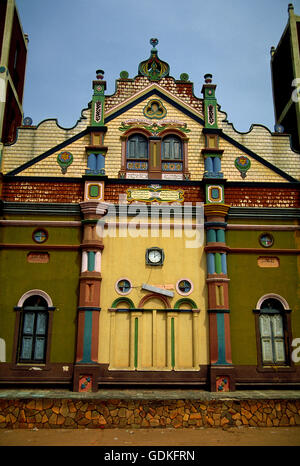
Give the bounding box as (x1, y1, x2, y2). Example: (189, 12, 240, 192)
(138, 38, 170, 81)
(162, 162, 182, 172)
(127, 161, 148, 171)
(116, 279, 132, 295)
(208, 105, 215, 125)
(79, 375, 92, 392)
(23, 117, 33, 126)
(32, 229, 48, 243)
(234, 155, 251, 178)
(180, 73, 189, 81)
(127, 187, 184, 203)
(84, 181, 104, 201)
(259, 233, 274, 248)
(216, 376, 230, 392)
(143, 99, 167, 119)
(94, 101, 102, 123)
(119, 119, 190, 135)
(120, 70, 129, 79)
(57, 151, 73, 174)
(206, 185, 224, 203)
(176, 279, 193, 296)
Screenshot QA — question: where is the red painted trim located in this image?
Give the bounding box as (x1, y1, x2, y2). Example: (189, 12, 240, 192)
(75, 310, 85, 362)
(227, 224, 300, 231)
(122, 127, 153, 138)
(0, 243, 79, 250)
(204, 244, 230, 253)
(158, 128, 188, 139)
(138, 293, 171, 309)
(228, 247, 300, 254)
(209, 313, 219, 364)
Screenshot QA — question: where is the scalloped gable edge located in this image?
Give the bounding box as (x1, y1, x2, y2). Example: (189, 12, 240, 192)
(5, 88, 299, 182)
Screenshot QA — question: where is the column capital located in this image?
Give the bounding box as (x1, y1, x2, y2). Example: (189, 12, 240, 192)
(80, 201, 111, 218)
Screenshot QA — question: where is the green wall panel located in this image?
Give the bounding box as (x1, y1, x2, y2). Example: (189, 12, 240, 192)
(0, 249, 80, 363)
(227, 252, 300, 365)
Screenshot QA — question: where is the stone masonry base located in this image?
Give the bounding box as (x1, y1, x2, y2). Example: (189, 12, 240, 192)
(1, 398, 300, 429)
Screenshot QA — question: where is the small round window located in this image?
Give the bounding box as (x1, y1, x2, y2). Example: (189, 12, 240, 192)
(116, 279, 132, 295)
(259, 233, 274, 248)
(177, 279, 193, 295)
(32, 229, 48, 243)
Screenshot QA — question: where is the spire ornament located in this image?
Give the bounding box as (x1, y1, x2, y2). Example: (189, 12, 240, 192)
(138, 38, 170, 81)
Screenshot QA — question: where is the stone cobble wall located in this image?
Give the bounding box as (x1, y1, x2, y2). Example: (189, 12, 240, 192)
(0, 399, 300, 429)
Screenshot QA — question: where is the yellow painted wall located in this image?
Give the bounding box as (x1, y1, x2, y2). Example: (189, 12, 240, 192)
(2, 89, 289, 182)
(98, 219, 209, 370)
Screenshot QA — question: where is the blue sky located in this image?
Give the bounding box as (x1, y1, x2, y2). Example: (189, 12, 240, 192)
(15, 0, 293, 132)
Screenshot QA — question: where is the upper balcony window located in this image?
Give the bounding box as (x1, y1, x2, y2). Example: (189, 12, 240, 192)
(126, 134, 148, 172)
(127, 134, 148, 160)
(162, 135, 182, 161)
(120, 130, 189, 180)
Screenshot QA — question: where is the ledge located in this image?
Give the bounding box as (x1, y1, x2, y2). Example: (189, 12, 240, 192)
(0, 388, 300, 400)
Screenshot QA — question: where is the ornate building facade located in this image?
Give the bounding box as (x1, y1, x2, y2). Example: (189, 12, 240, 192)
(0, 8, 300, 392)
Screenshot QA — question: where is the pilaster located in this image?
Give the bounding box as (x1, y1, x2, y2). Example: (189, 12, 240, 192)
(201, 74, 235, 391)
(85, 70, 108, 176)
(73, 200, 108, 392)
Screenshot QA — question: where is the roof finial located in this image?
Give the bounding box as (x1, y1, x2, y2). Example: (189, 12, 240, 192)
(204, 73, 213, 84)
(138, 39, 170, 81)
(96, 69, 104, 80)
(150, 38, 158, 50)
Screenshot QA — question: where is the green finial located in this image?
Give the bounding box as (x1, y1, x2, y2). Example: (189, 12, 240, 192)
(138, 38, 170, 81)
(91, 69, 106, 126)
(180, 73, 189, 82)
(120, 70, 129, 79)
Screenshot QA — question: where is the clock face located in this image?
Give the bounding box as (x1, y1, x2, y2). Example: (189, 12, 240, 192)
(148, 249, 162, 263)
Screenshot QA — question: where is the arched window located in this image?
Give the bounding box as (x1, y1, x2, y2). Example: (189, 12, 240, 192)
(127, 134, 148, 160)
(253, 294, 294, 370)
(120, 130, 189, 180)
(162, 135, 182, 161)
(13, 290, 55, 367)
(17, 295, 49, 363)
(258, 298, 287, 365)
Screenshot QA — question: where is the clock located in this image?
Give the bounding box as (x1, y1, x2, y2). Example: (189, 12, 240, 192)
(146, 247, 164, 266)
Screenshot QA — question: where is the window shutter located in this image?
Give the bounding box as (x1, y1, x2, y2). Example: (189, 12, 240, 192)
(139, 139, 147, 159)
(128, 139, 135, 158)
(23, 312, 35, 334)
(174, 140, 181, 159)
(259, 315, 273, 363)
(272, 315, 286, 363)
(259, 314, 272, 337)
(164, 140, 170, 159)
(34, 337, 46, 360)
(274, 339, 286, 363)
(36, 312, 47, 335)
(20, 336, 33, 360)
(127, 135, 148, 159)
(162, 137, 182, 160)
(261, 338, 273, 363)
(272, 314, 284, 337)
